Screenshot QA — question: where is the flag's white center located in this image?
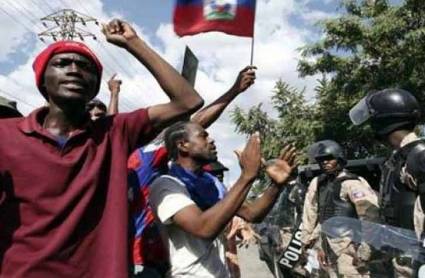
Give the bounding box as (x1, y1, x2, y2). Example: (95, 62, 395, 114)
(203, 0, 237, 21)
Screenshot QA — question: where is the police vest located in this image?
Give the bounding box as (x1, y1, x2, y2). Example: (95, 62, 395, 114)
(379, 140, 425, 229)
(317, 172, 359, 224)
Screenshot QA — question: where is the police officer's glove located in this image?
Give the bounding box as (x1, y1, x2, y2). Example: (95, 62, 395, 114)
(356, 242, 372, 262)
(299, 248, 308, 266)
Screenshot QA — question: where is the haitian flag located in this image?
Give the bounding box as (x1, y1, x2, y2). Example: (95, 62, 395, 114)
(174, 0, 256, 37)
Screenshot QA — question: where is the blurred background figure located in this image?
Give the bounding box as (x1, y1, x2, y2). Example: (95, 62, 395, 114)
(0, 96, 22, 118)
(86, 74, 122, 121)
(86, 98, 107, 120)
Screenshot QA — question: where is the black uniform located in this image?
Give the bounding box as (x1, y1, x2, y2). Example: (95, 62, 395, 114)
(379, 140, 425, 230)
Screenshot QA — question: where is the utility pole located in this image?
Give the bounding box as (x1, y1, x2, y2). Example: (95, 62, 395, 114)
(38, 9, 98, 42)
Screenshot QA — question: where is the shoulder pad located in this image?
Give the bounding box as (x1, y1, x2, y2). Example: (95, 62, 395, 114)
(406, 143, 425, 183)
(400, 139, 425, 156)
(336, 171, 359, 183)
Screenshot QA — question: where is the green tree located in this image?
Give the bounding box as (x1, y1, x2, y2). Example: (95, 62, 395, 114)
(299, 0, 425, 99)
(232, 81, 318, 162)
(297, 0, 425, 157)
(231, 81, 318, 193)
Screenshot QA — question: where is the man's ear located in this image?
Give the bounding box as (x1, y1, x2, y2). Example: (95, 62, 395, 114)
(176, 139, 190, 153)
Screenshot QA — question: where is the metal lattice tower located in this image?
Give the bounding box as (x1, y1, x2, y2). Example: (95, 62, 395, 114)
(38, 9, 98, 42)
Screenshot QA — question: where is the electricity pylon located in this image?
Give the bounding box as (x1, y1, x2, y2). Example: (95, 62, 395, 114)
(38, 9, 98, 42)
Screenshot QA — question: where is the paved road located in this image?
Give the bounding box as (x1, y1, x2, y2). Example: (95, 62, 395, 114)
(238, 244, 274, 278)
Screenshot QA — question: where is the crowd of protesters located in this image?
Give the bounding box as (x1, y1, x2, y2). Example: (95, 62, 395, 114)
(1, 16, 425, 278)
(0, 18, 297, 278)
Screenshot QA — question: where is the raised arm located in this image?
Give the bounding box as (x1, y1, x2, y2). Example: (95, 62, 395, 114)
(237, 145, 297, 223)
(191, 66, 256, 128)
(172, 133, 262, 240)
(102, 19, 204, 130)
(107, 73, 121, 115)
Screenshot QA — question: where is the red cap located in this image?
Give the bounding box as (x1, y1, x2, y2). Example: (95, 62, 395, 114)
(33, 41, 103, 99)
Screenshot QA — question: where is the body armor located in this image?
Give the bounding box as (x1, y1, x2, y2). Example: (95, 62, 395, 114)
(317, 171, 359, 224)
(317, 171, 359, 262)
(406, 142, 425, 213)
(379, 140, 424, 229)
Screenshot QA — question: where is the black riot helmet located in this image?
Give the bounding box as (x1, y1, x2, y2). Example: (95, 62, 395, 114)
(308, 140, 346, 165)
(349, 88, 421, 136)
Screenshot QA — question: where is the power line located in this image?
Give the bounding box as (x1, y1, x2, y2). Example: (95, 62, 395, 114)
(99, 79, 133, 112)
(96, 42, 137, 79)
(0, 88, 37, 110)
(35, 8, 145, 110)
(88, 52, 138, 111)
(0, 4, 36, 34)
(28, 0, 53, 16)
(95, 41, 147, 104)
(67, 0, 147, 83)
(6, 0, 43, 28)
(60, 0, 151, 103)
(0, 4, 137, 113)
(99, 40, 148, 83)
(38, 0, 58, 14)
(5, 75, 43, 107)
(55, 0, 92, 19)
(1, 5, 146, 111)
(74, 0, 92, 16)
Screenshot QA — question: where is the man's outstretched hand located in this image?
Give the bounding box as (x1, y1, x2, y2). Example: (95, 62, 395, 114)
(265, 145, 297, 186)
(102, 19, 138, 48)
(235, 132, 262, 182)
(230, 66, 256, 94)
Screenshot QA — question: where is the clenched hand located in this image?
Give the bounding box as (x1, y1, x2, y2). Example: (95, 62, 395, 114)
(102, 19, 139, 49)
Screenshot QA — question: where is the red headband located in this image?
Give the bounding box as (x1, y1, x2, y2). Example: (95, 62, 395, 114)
(33, 41, 103, 99)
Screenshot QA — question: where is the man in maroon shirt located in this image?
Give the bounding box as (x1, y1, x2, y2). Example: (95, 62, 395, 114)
(0, 19, 203, 278)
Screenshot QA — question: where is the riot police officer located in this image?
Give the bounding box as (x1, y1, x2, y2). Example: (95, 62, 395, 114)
(350, 88, 425, 276)
(301, 140, 379, 277)
(406, 145, 425, 236)
(405, 146, 425, 277)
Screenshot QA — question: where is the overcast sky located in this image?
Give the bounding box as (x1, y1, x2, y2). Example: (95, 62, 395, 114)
(0, 0, 371, 184)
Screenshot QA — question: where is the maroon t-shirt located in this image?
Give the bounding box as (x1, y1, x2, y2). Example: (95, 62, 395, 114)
(0, 107, 155, 277)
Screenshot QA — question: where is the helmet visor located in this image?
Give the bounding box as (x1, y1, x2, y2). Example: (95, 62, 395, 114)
(349, 97, 371, 125)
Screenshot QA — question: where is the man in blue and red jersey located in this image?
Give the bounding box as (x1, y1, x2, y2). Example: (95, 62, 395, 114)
(128, 66, 256, 277)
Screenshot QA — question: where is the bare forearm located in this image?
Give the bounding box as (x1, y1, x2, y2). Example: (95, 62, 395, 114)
(126, 38, 201, 106)
(197, 175, 254, 239)
(239, 184, 282, 223)
(107, 94, 119, 115)
(191, 89, 239, 128)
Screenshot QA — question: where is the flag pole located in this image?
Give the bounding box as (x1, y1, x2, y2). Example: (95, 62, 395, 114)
(250, 0, 257, 66)
(250, 36, 255, 66)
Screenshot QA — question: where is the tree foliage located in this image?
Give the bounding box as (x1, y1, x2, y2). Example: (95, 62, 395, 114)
(299, 0, 425, 94)
(231, 81, 319, 194)
(231, 81, 319, 163)
(297, 0, 425, 156)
